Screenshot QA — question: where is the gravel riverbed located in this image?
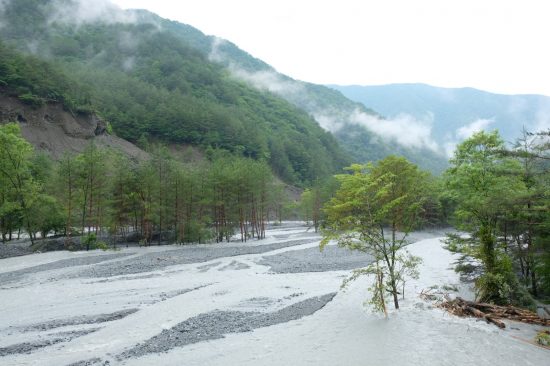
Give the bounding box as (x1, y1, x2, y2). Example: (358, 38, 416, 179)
(1, 224, 546, 366)
(0, 224, 358, 365)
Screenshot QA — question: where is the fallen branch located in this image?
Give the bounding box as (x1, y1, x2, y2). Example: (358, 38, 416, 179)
(419, 288, 447, 302)
(438, 297, 550, 329)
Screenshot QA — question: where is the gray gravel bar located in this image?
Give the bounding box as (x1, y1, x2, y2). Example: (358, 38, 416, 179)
(119, 293, 336, 359)
(20, 309, 139, 332)
(0, 328, 99, 357)
(0, 253, 132, 285)
(259, 245, 373, 273)
(72, 238, 320, 279)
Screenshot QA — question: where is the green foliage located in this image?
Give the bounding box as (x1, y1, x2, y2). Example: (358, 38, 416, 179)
(105, 121, 114, 135)
(535, 331, 550, 346)
(475, 273, 512, 306)
(0, 139, 284, 248)
(81, 234, 108, 251)
(444, 129, 550, 303)
(341, 251, 422, 314)
(29, 194, 65, 239)
(82, 233, 97, 251)
(0, 4, 349, 186)
(0, 40, 92, 112)
(298, 177, 339, 231)
(0, 123, 41, 243)
(322, 156, 430, 311)
(18, 93, 44, 107)
(342, 266, 387, 314)
(94, 241, 109, 251)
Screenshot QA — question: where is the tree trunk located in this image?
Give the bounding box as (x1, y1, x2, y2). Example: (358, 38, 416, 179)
(390, 275, 400, 309)
(479, 225, 496, 273)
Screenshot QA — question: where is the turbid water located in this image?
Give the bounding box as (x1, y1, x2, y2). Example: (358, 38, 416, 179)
(0, 223, 547, 365)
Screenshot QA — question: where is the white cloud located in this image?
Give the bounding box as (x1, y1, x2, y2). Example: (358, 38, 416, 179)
(122, 56, 135, 71)
(210, 38, 441, 153)
(443, 118, 495, 157)
(456, 118, 494, 139)
(533, 104, 550, 133)
(231, 68, 302, 96)
(349, 110, 440, 152)
(49, 0, 137, 26)
(208, 37, 225, 63)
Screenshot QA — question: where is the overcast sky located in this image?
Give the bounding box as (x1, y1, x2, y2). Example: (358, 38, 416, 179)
(111, 0, 550, 96)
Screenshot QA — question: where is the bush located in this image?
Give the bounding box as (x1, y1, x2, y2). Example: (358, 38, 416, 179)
(476, 272, 512, 305)
(93, 241, 109, 251)
(475, 265, 535, 309)
(536, 331, 550, 346)
(18, 93, 44, 108)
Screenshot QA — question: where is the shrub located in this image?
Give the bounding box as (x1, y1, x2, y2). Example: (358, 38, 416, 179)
(18, 93, 44, 108)
(94, 241, 109, 251)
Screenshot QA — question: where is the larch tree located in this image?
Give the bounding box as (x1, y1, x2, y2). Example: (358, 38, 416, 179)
(0, 123, 39, 244)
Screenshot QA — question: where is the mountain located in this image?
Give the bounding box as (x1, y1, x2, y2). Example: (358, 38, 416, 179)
(330, 83, 550, 156)
(0, 0, 448, 179)
(0, 0, 351, 186)
(194, 24, 449, 173)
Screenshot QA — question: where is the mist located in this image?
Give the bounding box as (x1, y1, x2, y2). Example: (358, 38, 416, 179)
(442, 118, 495, 157)
(48, 0, 137, 26)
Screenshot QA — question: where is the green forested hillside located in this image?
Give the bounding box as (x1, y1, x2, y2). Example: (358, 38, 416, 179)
(0, 0, 451, 177)
(0, 0, 349, 186)
(166, 11, 450, 173)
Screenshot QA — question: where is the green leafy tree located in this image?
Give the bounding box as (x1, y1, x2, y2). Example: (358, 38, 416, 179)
(445, 131, 527, 303)
(322, 156, 428, 311)
(0, 123, 39, 244)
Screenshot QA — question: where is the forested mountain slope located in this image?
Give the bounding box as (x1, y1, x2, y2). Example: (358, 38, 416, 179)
(0, 0, 450, 177)
(166, 14, 449, 173)
(0, 0, 350, 186)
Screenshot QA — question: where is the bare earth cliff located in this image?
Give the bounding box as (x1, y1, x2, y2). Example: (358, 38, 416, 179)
(0, 94, 147, 160)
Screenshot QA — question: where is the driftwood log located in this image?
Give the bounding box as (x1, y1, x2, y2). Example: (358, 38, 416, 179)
(439, 297, 550, 329)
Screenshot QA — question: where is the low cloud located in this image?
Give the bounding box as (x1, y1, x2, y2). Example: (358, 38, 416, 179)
(231, 68, 303, 96)
(443, 118, 494, 157)
(533, 104, 550, 133)
(349, 110, 440, 152)
(456, 118, 494, 140)
(49, 0, 137, 26)
(122, 56, 135, 71)
(208, 37, 226, 63)
(210, 38, 441, 153)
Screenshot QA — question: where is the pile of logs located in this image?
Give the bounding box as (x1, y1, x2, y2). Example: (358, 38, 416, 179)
(439, 297, 550, 329)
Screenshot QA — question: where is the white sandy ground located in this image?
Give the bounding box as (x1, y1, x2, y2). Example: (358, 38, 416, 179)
(0, 226, 548, 366)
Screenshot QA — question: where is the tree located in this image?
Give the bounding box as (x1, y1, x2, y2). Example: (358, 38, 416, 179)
(321, 156, 428, 311)
(445, 131, 527, 303)
(0, 123, 39, 244)
(299, 177, 339, 232)
(504, 130, 550, 297)
(55, 153, 78, 245)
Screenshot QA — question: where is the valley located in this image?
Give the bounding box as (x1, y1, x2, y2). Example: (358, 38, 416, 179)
(0, 1, 549, 365)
